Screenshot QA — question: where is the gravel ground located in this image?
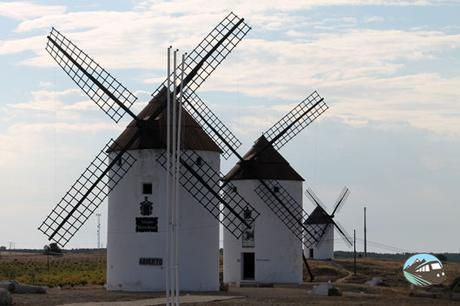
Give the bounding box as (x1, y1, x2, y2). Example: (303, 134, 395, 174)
(10, 284, 460, 306)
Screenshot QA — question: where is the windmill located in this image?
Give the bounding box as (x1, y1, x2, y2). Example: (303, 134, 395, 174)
(38, 12, 261, 292)
(304, 187, 352, 260)
(220, 92, 329, 284)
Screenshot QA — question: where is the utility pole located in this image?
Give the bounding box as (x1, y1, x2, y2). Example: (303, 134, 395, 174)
(364, 206, 367, 257)
(96, 213, 101, 249)
(353, 229, 356, 275)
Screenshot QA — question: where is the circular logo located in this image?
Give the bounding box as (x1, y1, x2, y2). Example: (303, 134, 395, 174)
(403, 254, 446, 287)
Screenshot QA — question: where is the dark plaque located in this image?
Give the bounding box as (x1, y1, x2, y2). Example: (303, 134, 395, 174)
(136, 217, 158, 232)
(139, 257, 163, 266)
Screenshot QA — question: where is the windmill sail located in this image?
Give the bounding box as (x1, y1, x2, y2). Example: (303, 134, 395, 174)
(305, 187, 328, 213)
(157, 150, 260, 239)
(46, 28, 138, 123)
(150, 12, 250, 158)
(305, 187, 353, 248)
(254, 180, 320, 247)
(38, 139, 136, 246)
(331, 186, 350, 216)
(182, 91, 241, 159)
(263, 91, 328, 151)
(40, 13, 254, 246)
(152, 12, 251, 97)
(333, 219, 353, 247)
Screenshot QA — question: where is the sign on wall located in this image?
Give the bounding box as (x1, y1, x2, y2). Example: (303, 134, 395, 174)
(135, 195, 158, 232)
(136, 217, 158, 232)
(139, 257, 163, 266)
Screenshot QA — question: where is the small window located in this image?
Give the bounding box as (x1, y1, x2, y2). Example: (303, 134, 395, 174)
(143, 183, 152, 194)
(232, 186, 238, 193)
(431, 263, 442, 270)
(309, 248, 314, 258)
(117, 157, 122, 167)
(273, 186, 280, 193)
(196, 156, 202, 166)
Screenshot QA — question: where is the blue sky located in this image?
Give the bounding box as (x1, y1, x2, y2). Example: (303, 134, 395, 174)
(0, 0, 459, 253)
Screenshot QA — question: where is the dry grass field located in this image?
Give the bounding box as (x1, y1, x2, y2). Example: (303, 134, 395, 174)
(0, 250, 105, 287)
(1, 250, 459, 305)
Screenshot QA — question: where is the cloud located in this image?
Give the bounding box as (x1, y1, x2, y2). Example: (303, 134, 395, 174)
(0, 1, 66, 20)
(3, 88, 98, 123)
(197, 29, 460, 135)
(364, 16, 385, 23)
(0, 87, 123, 166)
(1, 1, 460, 136)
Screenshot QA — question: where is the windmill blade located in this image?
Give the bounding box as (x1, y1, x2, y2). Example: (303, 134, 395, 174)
(333, 219, 353, 247)
(182, 91, 242, 159)
(46, 28, 138, 123)
(38, 139, 137, 247)
(254, 180, 319, 247)
(331, 186, 350, 216)
(310, 224, 332, 249)
(152, 12, 251, 97)
(304, 223, 329, 248)
(157, 150, 260, 239)
(305, 187, 328, 213)
(262, 91, 328, 151)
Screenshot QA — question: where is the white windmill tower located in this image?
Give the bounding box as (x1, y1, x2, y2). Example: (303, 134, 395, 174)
(223, 137, 304, 284)
(38, 13, 260, 293)
(304, 187, 352, 260)
(221, 92, 329, 284)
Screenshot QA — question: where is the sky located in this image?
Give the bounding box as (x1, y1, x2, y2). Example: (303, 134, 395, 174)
(0, 0, 459, 253)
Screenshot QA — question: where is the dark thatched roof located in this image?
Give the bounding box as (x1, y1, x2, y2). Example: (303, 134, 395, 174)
(224, 135, 304, 181)
(108, 94, 221, 153)
(304, 207, 333, 225)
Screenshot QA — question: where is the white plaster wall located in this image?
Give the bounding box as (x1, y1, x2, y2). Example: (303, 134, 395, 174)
(223, 180, 303, 284)
(107, 149, 220, 292)
(304, 225, 334, 260)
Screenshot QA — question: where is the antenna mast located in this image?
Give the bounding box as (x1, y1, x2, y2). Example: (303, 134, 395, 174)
(364, 206, 367, 257)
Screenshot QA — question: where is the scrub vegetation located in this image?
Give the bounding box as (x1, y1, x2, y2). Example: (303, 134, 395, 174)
(0, 250, 105, 287)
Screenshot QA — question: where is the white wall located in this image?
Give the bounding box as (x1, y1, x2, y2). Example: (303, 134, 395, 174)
(304, 224, 334, 260)
(107, 149, 220, 291)
(223, 179, 303, 284)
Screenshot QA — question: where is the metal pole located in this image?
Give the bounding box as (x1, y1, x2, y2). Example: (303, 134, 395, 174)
(364, 206, 367, 257)
(353, 229, 356, 275)
(173, 52, 185, 306)
(171, 49, 179, 305)
(165, 46, 171, 306)
(171, 49, 178, 306)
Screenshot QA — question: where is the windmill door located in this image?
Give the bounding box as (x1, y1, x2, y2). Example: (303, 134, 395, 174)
(242, 252, 255, 280)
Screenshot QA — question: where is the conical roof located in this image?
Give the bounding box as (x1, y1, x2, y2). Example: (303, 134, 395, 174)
(304, 207, 333, 225)
(224, 135, 304, 181)
(109, 93, 221, 153)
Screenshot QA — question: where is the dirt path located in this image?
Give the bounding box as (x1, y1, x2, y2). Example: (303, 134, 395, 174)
(61, 295, 241, 306)
(330, 261, 353, 283)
